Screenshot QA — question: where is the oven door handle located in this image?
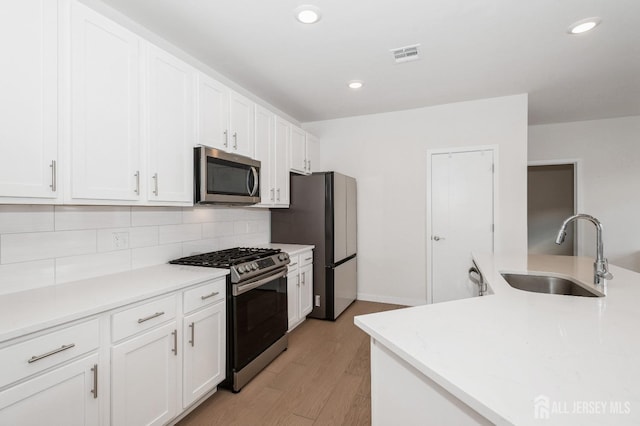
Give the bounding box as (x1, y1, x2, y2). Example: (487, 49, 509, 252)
(233, 268, 288, 296)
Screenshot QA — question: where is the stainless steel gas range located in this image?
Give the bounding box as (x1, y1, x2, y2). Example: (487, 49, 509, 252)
(170, 247, 289, 392)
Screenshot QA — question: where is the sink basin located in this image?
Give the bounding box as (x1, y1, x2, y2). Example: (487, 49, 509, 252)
(500, 273, 603, 297)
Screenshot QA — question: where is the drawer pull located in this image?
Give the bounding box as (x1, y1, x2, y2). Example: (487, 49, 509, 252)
(304, 257, 312, 261)
(28, 343, 75, 364)
(200, 291, 219, 300)
(189, 322, 195, 347)
(137, 311, 165, 324)
(91, 364, 98, 399)
(289, 262, 298, 267)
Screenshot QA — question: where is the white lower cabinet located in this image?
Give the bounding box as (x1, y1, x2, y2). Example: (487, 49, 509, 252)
(2, 277, 227, 426)
(287, 250, 314, 332)
(0, 353, 100, 425)
(111, 321, 179, 426)
(182, 302, 225, 408)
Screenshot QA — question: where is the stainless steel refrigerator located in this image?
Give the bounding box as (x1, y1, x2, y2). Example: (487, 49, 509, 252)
(271, 172, 357, 320)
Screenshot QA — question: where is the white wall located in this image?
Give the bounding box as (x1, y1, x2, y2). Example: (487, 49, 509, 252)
(529, 115, 640, 272)
(0, 205, 270, 295)
(304, 94, 528, 306)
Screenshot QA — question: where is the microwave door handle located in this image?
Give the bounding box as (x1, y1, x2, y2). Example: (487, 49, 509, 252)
(250, 167, 259, 196)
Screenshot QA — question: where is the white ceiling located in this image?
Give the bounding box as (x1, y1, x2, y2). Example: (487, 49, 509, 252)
(98, 0, 640, 125)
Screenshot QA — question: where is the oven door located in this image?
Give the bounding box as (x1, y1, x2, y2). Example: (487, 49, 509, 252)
(195, 146, 261, 204)
(231, 268, 288, 371)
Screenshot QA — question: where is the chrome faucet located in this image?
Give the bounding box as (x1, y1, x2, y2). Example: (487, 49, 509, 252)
(555, 214, 613, 285)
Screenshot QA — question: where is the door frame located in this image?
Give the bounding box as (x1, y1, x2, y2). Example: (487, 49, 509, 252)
(426, 145, 498, 304)
(527, 158, 583, 256)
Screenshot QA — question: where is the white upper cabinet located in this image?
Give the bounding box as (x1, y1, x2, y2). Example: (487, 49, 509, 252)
(229, 91, 255, 158)
(69, 2, 142, 202)
(254, 105, 275, 206)
(274, 117, 291, 206)
(307, 133, 320, 173)
(197, 78, 254, 158)
(197, 74, 229, 151)
(145, 44, 195, 204)
(0, 1, 59, 201)
(290, 125, 307, 175)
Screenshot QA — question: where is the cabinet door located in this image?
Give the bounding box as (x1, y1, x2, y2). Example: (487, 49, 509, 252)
(0, 354, 100, 426)
(70, 2, 141, 201)
(112, 322, 179, 426)
(0, 1, 58, 200)
(287, 270, 300, 331)
(273, 117, 291, 206)
(228, 91, 255, 158)
(299, 264, 314, 317)
(146, 44, 195, 204)
(307, 133, 320, 173)
(254, 105, 275, 206)
(197, 74, 229, 151)
(290, 126, 307, 175)
(183, 302, 226, 408)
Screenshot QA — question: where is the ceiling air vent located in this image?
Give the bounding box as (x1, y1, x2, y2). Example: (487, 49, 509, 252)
(390, 44, 420, 64)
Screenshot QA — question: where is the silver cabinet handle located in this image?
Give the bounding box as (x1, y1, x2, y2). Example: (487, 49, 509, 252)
(137, 311, 164, 323)
(270, 188, 274, 201)
(276, 188, 280, 201)
(224, 130, 228, 147)
(233, 132, 238, 149)
(302, 271, 305, 285)
(172, 329, 178, 355)
(28, 343, 75, 364)
(304, 159, 307, 170)
(289, 262, 297, 267)
(134, 171, 140, 194)
(296, 275, 300, 287)
(189, 322, 195, 347)
(432, 235, 445, 241)
(49, 160, 57, 192)
(201, 291, 219, 300)
(152, 173, 159, 196)
(308, 159, 311, 171)
(304, 256, 312, 262)
(91, 364, 98, 399)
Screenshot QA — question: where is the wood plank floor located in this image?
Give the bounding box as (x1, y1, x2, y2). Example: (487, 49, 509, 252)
(178, 301, 403, 426)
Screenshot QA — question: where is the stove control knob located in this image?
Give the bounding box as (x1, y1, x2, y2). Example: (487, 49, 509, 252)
(279, 254, 287, 261)
(252, 263, 258, 270)
(238, 265, 246, 274)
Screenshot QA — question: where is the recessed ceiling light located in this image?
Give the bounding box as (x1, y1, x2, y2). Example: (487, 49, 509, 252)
(568, 17, 602, 34)
(294, 5, 321, 24)
(348, 80, 364, 89)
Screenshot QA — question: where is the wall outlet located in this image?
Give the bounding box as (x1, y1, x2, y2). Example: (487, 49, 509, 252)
(113, 232, 130, 249)
(315, 295, 321, 307)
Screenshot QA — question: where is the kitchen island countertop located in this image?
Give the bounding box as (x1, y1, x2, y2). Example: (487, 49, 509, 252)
(355, 253, 640, 425)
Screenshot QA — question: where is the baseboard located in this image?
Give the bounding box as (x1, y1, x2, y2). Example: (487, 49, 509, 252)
(357, 293, 425, 307)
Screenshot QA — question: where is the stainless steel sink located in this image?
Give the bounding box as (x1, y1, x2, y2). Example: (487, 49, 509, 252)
(500, 273, 603, 297)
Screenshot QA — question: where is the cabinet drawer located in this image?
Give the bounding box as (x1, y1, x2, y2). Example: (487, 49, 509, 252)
(112, 295, 177, 342)
(300, 251, 313, 267)
(0, 319, 99, 388)
(287, 255, 300, 273)
(183, 279, 226, 314)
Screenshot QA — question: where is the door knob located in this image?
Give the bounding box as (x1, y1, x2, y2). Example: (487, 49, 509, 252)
(432, 235, 445, 241)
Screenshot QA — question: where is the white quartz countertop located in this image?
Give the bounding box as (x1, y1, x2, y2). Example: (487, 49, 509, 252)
(355, 254, 640, 425)
(261, 243, 315, 256)
(0, 264, 229, 343)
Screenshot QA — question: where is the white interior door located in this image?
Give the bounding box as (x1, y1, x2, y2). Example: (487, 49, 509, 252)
(430, 149, 494, 304)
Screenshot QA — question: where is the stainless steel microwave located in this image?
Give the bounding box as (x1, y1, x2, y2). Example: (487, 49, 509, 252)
(194, 146, 261, 205)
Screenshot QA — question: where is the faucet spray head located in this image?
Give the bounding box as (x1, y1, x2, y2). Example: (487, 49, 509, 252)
(555, 228, 566, 245)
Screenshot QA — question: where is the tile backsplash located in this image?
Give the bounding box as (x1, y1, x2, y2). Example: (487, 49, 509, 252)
(0, 205, 270, 295)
